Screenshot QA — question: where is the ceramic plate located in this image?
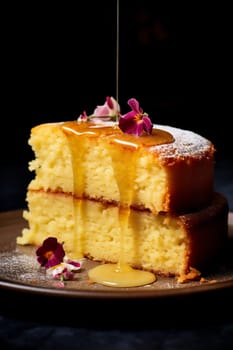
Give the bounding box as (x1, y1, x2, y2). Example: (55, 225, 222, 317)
(0, 210, 233, 299)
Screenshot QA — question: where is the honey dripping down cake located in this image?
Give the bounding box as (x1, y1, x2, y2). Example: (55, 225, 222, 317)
(17, 97, 229, 286)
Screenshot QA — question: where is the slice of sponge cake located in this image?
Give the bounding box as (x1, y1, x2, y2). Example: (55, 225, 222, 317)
(17, 119, 228, 279)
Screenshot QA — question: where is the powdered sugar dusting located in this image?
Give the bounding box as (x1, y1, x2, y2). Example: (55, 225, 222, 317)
(151, 124, 214, 160)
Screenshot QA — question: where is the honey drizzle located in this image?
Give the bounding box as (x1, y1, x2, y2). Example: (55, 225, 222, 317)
(109, 137, 138, 270)
(62, 122, 173, 287)
(62, 126, 96, 259)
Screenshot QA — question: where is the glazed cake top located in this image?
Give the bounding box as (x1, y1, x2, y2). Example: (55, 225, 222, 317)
(31, 121, 215, 164)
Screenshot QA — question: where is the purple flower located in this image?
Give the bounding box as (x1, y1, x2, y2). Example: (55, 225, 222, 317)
(119, 98, 153, 136)
(36, 237, 65, 268)
(36, 237, 83, 287)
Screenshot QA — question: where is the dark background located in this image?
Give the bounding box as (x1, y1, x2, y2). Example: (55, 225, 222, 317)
(1, 4, 233, 349)
(1, 1, 232, 211)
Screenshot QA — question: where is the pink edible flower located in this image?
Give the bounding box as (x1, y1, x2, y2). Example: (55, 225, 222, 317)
(93, 96, 120, 118)
(119, 98, 153, 136)
(47, 258, 82, 282)
(77, 97, 120, 123)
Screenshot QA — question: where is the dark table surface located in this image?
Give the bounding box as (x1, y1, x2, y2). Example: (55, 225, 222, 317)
(0, 156, 233, 350)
